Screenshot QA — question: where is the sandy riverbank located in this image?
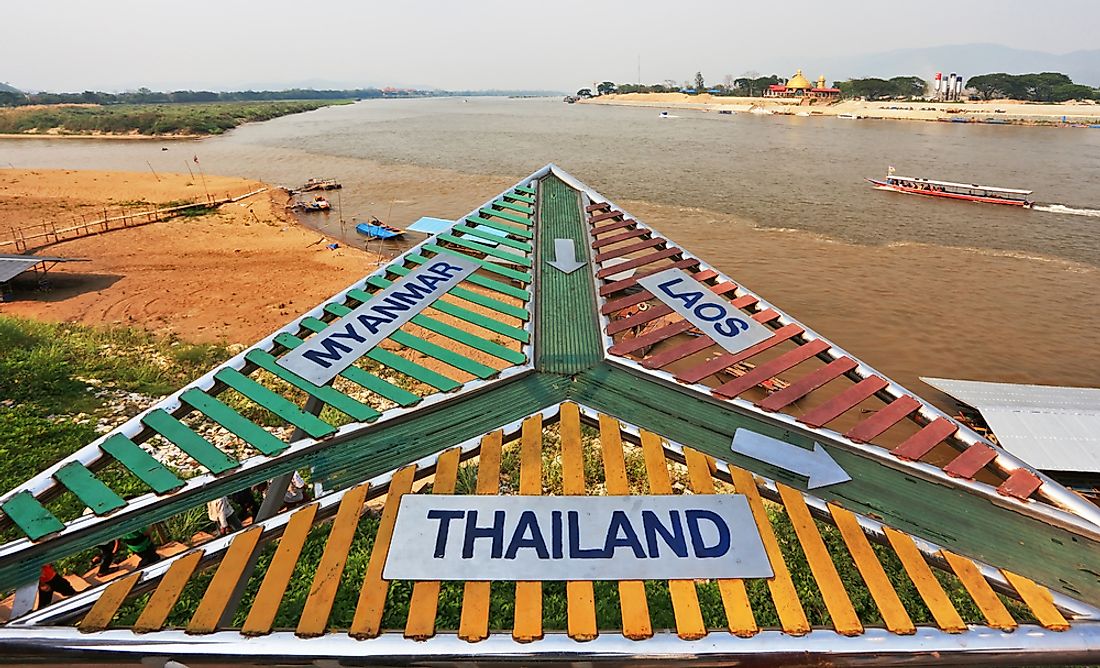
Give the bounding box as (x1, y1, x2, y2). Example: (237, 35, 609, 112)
(582, 93, 1100, 124)
(0, 169, 380, 343)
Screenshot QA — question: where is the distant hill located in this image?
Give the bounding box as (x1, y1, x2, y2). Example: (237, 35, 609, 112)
(0, 82, 21, 94)
(790, 44, 1100, 87)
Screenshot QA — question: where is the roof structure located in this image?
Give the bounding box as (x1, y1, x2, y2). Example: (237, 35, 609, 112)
(0, 165, 1098, 665)
(923, 377, 1100, 475)
(0, 254, 87, 283)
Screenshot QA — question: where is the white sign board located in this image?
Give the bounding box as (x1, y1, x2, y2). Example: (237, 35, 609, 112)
(276, 255, 480, 385)
(636, 268, 774, 357)
(383, 495, 773, 581)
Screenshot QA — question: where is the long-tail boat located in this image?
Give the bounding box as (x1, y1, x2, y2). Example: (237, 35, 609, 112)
(868, 170, 1034, 207)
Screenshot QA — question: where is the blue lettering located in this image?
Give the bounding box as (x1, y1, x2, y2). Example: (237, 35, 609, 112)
(370, 296, 412, 321)
(568, 510, 609, 559)
(686, 509, 731, 558)
(642, 510, 688, 558)
(301, 337, 354, 368)
(356, 312, 390, 336)
(328, 321, 365, 344)
(428, 261, 465, 278)
(418, 274, 447, 291)
(462, 510, 505, 558)
(504, 510, 549, 559)
(657, 277, 703, 310)
(389, 282, 435, 306)
(693, 303, 727, 322)
(426, 509, 465, 558)
(714, 317, 750, 338)
(551, 510, 563, 559)
(603, 510, 646, 558)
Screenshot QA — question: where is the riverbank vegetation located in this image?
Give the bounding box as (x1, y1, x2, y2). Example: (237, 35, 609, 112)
(0, 100, 348, 136)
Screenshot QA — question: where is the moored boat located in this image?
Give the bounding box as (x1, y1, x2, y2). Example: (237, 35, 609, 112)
(867, 169, 1033, 207)
(355, 217, 405, 239)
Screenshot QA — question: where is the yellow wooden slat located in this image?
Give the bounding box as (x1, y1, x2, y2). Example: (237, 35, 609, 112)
(1002, 570, 1070, 631)
(727, 464, 811, 636)
(683, 447, 757, 638)
(404, 448, 462, 640)
(350, 465, 418, 638)
(187, 525, 264, 634)
(776, 484, 863, 636)
(513, 415, 544, 642)
(599, 414, 652, 640)
(882, 527, 967, 633)
(241, 503, 318, 635)
(132, 550, 204, 633)
(941, 551, 1017, 631)
(296, 482, 370, 637)
(79, 571, 141, 633)
(827, 504, 915, 635)
(560, 402, 598, 641)
(458, 430, 503, 642)
(640, 430, 706, 640)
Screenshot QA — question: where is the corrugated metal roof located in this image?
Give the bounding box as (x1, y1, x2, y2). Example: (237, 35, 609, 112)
(0, 257, 41, 283)
(922, 377, 1100, 473)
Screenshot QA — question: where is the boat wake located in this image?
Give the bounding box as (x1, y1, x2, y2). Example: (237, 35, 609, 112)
(1033, 204, 1100, 218)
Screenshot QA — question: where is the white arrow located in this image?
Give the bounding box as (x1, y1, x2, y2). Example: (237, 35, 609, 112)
(548, 238, 586, 273)
(731, 428, 851, 489)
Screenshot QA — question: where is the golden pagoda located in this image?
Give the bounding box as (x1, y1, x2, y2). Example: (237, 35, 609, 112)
(765, 69, 841, 98)
(785, 69, 813, 91)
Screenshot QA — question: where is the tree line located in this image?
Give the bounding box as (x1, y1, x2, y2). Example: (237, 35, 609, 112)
(964, 72, 1099, 102)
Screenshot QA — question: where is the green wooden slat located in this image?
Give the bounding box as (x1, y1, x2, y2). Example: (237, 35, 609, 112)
(454, 224, 534, 252)
(141, 409, 239, 474)
(437, 233, 532, 267)
(407, 253, 531, 300)
(296, 318, 460, 393)
(464, 215, 533, 239)
(479, 207, 530, 226)
(1, 491, 64, 540)
(53, 462, 125, 515)
(179, 388, 288, 456)
(493, 199, 534, 215)
(347, 286, 525, 361)
(514, 184, 536, 195)
(274, 332, 420, 407)
(423, 244, 532, 284)
(100, 434, 184, 494)
(245, 350, 380, 422)
(505, 192, 535, 204)
(322, 303, 496, 380)
(355, 280, 528, 343)
(386, 263, 529, 323)
(213, 369, 336, 440)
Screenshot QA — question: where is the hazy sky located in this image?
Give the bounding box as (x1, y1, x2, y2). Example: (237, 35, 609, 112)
(4, 0, 1098, 92)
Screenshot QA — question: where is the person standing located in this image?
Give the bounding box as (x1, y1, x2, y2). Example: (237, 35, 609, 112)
(38, 564, 77, 608)
(207, 497, 244, 535)
(121, 527, 161, 567)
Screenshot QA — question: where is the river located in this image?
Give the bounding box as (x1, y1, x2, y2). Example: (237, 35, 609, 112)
(2, 96, 1098, 396)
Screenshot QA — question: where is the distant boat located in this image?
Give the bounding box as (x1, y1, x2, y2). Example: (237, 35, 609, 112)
(355, 218, 405, 239)
(290, 195, 331, 212)
(298, 178, 341, 192)
(837, 113, 861, 120)
(658, 111, 671, 118)
(717, 109, 733, 115)
(867, 170, 1033, 208)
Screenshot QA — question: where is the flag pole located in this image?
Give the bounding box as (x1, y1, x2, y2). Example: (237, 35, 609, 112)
(193, 155, 211, 203)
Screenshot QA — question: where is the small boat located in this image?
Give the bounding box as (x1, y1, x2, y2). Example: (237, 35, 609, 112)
(299, 196, 331, 212)
(298, 178, 341, 192)
(867, 170, 1033, 208)
(837, 113, 861, 120)
(658, 111, 671, 118)
(355, 218, 405, 240)
(717, 109, 733, 115)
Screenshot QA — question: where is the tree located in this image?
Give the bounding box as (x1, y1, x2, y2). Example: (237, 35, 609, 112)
(575, 88, 593, 98)
(836, 78, 894, 100)
(889, 76, 927, 98)
(596, 81, 617, 96)
(694, 71, 705, 92)
(723, 74, 734, 90)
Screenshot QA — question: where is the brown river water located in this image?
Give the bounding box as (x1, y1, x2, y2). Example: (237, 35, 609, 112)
(2, 96, 1099, 402)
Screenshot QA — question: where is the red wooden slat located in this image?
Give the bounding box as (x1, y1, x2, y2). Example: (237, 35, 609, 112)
(637, 299, 765, 370)
(799, 377, 890, 428)
(592, 227, 650, 249)
(673, 323, 803, 383)
(713, 339, 831, 399)
(592, 218, 637, 236)
(944, 443, 998, 479)
(601, 272, 728, 317)
(891, 417, 958, 461)
(598, 258, 700, 297)
(610, 320, 695, 356)
(596, 248, 682, 279)
(997, 469, 1042, 499)
(606, 282, 737, 335)
(758, 357, 858, 412)
(590, 210, 624, 224)
(586, 202, 610, 213)
(595, 238, 664, 261)
(844, 395, 922, 443)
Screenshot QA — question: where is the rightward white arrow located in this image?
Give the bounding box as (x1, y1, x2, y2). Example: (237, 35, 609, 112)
(731, 428, 851, 489)
(548, 238, 586, 273)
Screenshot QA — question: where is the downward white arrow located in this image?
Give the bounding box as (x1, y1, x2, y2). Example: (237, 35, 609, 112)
(548, 238, 586, 273)
(731, 428, 851, 489)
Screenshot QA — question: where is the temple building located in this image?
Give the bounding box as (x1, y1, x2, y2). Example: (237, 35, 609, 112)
(765, 70, 841, 98)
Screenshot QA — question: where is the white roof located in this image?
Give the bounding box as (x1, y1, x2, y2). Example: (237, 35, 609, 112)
(890, 176, 1033, 196)
(921, 377, 1100, 474)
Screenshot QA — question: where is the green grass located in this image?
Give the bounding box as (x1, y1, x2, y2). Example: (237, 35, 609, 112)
(0, 100, 349, 136)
